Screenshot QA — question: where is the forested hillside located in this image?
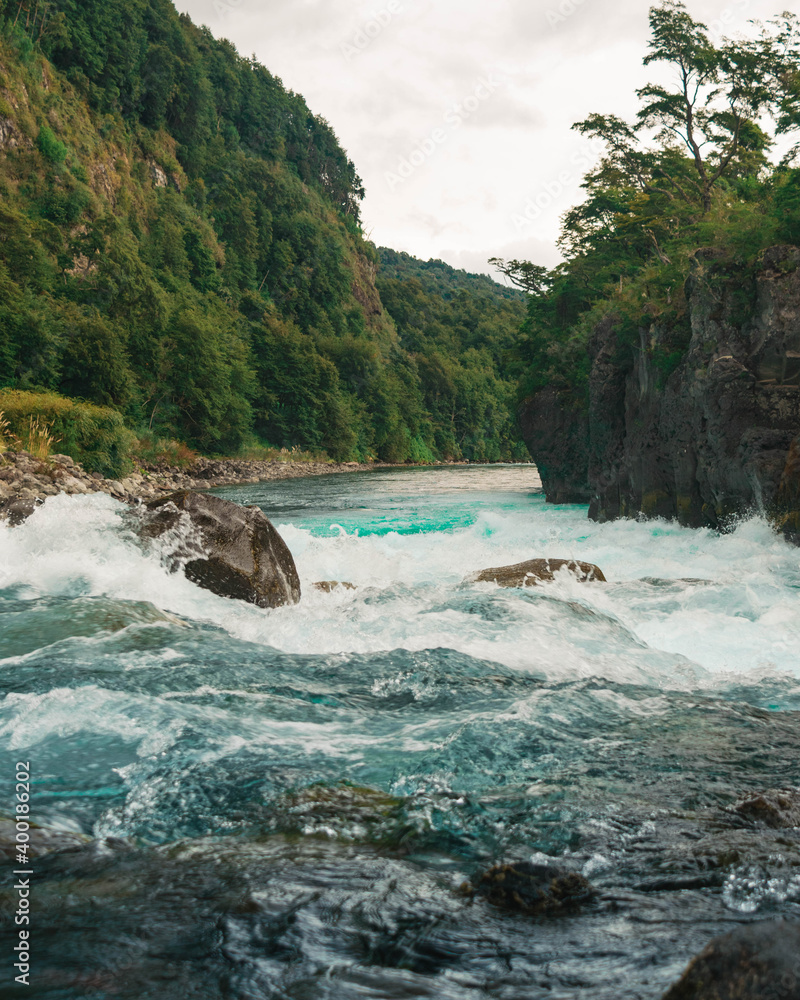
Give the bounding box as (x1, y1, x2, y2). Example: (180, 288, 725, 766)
(376, 250, 528, 461)
(0, 0, 523, 467)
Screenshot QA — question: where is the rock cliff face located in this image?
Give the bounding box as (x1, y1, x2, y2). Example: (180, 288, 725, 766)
(518, 387, 591, 504)
(520, 246, 800, 542)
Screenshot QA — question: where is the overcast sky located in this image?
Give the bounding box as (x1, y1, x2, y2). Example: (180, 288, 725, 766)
(174, 0, 796, 276)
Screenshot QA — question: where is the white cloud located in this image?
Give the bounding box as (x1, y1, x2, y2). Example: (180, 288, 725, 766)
(175, 0, 794, 276)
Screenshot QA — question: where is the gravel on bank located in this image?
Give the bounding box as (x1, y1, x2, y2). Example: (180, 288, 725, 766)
(0, 450, 387, 518)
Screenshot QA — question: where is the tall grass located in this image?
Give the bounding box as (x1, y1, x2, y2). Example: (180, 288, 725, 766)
(0, 390, 134, 477)
(0, 411, 21, 454)
(236, 440, 332, 464)
(132, 433, 198, 470)
(21, 415, 61, 460)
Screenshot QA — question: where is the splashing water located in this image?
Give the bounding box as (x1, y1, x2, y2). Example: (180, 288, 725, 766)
(1, 466, 799, 999)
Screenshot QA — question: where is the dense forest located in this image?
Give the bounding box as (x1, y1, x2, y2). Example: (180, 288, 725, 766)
(376, 250, 527, 461)
(0, 0, 525, 472)
(507, 2, 800, 403)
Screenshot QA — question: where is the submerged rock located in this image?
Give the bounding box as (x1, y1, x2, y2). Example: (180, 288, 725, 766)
(267, 782, 412, 848)
(466, 860, 595, 915)
(732, 788, 800, 829)
(141, 491, 300, 608)
(0, 496, 39, 525)
(470, 557, 606, 587)
(313, 580, 357, 592)
(662, 921, 800, 999)
(0, 817, 89, 860)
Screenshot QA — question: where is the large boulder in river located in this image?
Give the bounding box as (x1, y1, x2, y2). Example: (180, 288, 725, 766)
(141, 491, 300, 608)
(470, 557, 606, 587)
(662, 921, 800, 999)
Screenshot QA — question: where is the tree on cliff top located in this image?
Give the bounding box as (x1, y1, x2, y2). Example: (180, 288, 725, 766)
(576, 0, 774, 214)
(505, 1, 800, 404)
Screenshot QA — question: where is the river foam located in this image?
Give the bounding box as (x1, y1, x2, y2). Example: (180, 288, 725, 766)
(2, 470, 799, 684)
(2, 468, 799, 1000)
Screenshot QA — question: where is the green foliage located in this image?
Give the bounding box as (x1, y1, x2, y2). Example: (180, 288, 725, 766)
(37, 124, 68, 164)
(0, 3, 523, 465)
(0, 388, 134, 476)
(377, 250, 528, 462)
(514, 2, 800, 409)
(58, 305, 134, 407)
(773, 169, 800, 244)
(249, 314, 358, 461)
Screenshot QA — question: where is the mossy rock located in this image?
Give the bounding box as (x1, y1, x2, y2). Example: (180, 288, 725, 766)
(465, 860, 595, 916)
(267, 782, 415, 850)
(662, 921, 800, 999)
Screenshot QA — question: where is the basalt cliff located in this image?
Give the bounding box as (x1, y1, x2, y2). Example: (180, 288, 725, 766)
(520, 246, 800, 544)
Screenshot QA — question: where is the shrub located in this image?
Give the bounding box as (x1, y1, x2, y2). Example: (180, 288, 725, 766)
(0, 389, 135, 476)
(38, 184, 91, 225)
(237, 440, 331, 463)
(132, 433, 197, 469)
(37, 125, 68, 165)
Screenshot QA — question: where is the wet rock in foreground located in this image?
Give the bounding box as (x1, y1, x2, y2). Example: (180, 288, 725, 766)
(141, 491, 301, 608)
(470, 557, 606, 587)
(732, 787, 800, 829)
(467, 860, 595, 915)
(662, 920, 800, 999)
(0, 496, 39, 525)
(0, 817, 89, 860)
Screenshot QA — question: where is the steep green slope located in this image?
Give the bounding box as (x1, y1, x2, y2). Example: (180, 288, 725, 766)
(0, 1, 522, 465)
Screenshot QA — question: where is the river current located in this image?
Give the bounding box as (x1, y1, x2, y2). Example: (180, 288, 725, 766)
(1, 465, 799, 998)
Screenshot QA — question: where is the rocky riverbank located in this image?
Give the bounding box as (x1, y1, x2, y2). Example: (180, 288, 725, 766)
(519, 245, 800, 543)
(0, 450, 384, 520)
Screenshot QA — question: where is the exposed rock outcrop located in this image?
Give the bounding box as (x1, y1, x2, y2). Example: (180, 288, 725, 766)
(0, 817, 89, 860)
(140, 491, 301, 608)
(776, 432, 800, 544)
(520, 246, 800, 539)
(518, 386, 591, 504)
(662, 921, 800, 999)
(470, 557, 606, 586)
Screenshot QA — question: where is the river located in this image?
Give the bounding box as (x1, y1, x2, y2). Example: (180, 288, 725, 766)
(1, 464, 799, 998)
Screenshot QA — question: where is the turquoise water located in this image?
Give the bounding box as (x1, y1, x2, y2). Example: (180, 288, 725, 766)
(1, 465, 799, 998)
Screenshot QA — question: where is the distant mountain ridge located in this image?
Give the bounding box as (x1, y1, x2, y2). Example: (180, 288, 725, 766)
(378, 248, 526, 303)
